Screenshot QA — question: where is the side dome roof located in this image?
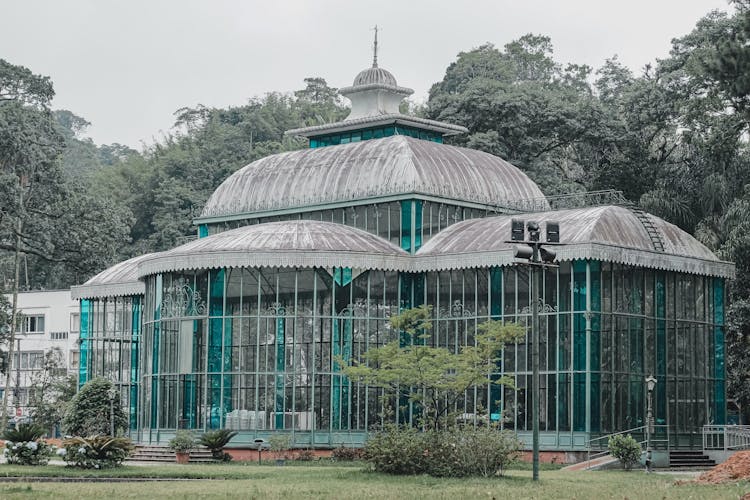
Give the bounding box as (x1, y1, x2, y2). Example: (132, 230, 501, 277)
(71, 253, 157, 299)
(416, 206, 734, 278)
(199, 135, 547, 221)
(137, 220, 411, 277)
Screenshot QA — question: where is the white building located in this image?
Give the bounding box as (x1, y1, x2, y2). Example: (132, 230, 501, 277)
(1, 289, 79, 419)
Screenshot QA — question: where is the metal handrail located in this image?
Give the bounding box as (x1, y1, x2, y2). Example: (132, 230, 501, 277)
(703, 425, 750, 451)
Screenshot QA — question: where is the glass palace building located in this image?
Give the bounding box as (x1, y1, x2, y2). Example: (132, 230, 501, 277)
(72, 58, 734, 452)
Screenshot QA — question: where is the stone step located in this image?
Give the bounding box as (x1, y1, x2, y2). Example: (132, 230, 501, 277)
(127, 445, 219, 463)
(669, 451, 715, 468)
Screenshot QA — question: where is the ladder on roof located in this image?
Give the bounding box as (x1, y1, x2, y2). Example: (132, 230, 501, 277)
(629, 207, 665, 252)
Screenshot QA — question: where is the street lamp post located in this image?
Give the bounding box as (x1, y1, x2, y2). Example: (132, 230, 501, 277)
(645, 375, 657, 473)
(510, 220, 559, 482)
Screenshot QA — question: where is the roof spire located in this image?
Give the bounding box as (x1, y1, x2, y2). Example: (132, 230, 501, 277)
(372, 25, 379, 68)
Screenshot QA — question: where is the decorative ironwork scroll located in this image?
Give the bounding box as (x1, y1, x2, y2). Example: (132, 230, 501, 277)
(160, 278, 207, 318)
(519, 298, 558, 315)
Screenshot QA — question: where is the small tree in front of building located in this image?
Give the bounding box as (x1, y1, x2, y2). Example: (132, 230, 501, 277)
(63, 377, 128, 436)
(29, 348, 76, 435)
(339, 305, 525, 430)
(607, 433, 642, 471)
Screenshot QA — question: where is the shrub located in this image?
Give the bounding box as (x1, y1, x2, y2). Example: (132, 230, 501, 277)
(420, 428, 521, 477)
(61, 435, 133, 468)
(168, 430, 197, 454)
(363, 425, 428, 475)
(363, 426, 521, 477)
(294, 449, 316, 461)
(268, 434, 292, 453)
(332, 446, 365, 461)
(63, 378, 127, 437)
(2, 423, 53, 466)
(608, 434, 642, 471)
(199, 429, 237, 461)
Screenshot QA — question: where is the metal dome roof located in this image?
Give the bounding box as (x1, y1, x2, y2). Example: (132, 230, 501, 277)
(415, 206, 734, 277)
(353, 66, 398, 87)
(71, 253, 158, 299)
(137, 220, 411, 277)
(198, 135, 547, 221)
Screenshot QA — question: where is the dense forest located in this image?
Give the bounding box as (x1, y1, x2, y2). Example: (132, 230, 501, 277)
(1, 7, 749, 419)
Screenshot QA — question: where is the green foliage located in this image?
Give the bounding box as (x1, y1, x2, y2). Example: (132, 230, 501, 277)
(168, 431, 197, 453)
(607, 434, 642, 470)
(267, 434, 292, 453)
(2, 423, 45, 442)
(2, 423, 53, 465)
(61, 435, 133, 468)
(198, 429, 237, 461)
(3, 439, 53, 466)
(331, 446, 365, 462)
(340, 307, 524, 430)
(29, 350, 76, 433)
(363, 425, 521, 477)
(63, 378, 128, 437)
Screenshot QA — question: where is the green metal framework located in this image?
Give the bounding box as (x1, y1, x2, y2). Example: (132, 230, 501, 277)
(136, 261, 725, 449)
(309, 125, 442, 148)
(78, 295, 141, 429)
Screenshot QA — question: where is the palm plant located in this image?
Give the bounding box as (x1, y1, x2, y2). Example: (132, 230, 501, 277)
(2, 423, 45, 442)
(199, 429, 238, 461)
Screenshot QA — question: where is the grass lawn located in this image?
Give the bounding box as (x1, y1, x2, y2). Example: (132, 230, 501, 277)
(0, 465, 746, 499)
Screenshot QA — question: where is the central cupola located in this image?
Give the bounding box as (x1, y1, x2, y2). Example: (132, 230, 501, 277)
(338, 27, 414, 120)
(285, 27, 468, 146)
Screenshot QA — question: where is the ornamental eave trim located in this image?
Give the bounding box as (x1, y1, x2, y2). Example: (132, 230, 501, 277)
(134, 243, 734, 280)
(71, 281, 145, 300)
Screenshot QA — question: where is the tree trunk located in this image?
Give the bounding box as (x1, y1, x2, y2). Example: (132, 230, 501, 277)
(1, 200, 23, 427)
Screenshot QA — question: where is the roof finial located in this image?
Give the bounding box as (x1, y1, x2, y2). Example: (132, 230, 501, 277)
(372, 25, 379, 68)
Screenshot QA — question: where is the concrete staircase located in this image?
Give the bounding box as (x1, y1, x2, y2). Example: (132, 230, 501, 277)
(128, 445, 218, 463)
(669, 450, 716, 468)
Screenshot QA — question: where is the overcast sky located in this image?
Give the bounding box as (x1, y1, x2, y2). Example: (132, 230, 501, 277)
(1, 0, 733, 149)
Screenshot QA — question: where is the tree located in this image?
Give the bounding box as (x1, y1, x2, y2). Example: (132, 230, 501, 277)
(0, 58, 65, 426)
(339, 305, 524, 430)
(63, 377, 127, 437)
(426, 38, 609, 195)
(29, 348, 76, 435)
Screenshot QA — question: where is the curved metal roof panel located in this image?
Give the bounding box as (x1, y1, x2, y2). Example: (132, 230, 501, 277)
(416, 206, 734, 278)
(71, 253, 157, 299)
(137, 220, 411, 277)
(199, 135, 547, 220)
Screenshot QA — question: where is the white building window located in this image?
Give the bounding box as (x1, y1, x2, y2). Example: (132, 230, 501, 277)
(13, 351, 44, 370)
(70, 313, 80, 334)
(18, 315, 45, 334)
(50, 331, 69, 340)
(70, 350, 80, 369)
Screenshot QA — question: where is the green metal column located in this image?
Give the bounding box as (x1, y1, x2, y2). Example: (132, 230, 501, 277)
(151, 275, 162, 427)
(79, 299, 92, 388)
(655, 272, 666, 424)
(275, 306, 285, 430)
(129, 296, 141, 429)
(572, 260, 587, 431)
(331, 268, 353, 430)
(208, 270, 231, 429)
(589, 261, 601, 433)
(489, 267, 503, 423)
(713, 278, 726, 424)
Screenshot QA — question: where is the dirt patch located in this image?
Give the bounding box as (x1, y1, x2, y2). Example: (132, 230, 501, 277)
(694, 451, 750, 484)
